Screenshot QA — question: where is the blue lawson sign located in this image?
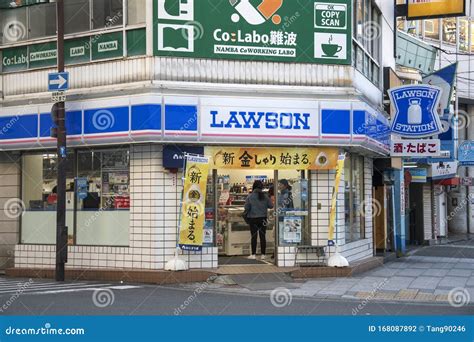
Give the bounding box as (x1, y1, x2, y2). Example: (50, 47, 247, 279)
(48, 72, 69, 92)
(388, 85, 443, 138)
(459, 141, 474, 166)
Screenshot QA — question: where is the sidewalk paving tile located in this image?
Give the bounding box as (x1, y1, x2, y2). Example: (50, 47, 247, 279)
(382, 276, 415, 291)
(385, 262, 410, 269)
(467, 277, 474, 287)
(435, 294, 449, 302)
(438, 276, 469, 288)
(355, 291, 373, 299)
(396, 268, 426, 277)
(414, 292, 436, 302)
(408, 276, 442, 291)
(422, 269, 449, 277)
(410, 263, 434, 269)
(394, 289, 419, 300)
(447, 269, 472, 277)
(374, 292, 396, 300)
(364, 268, 398, 277)
(454, 262, 474, 270)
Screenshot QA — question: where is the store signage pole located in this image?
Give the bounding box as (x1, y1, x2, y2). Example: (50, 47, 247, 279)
(54, 0, 67, 282)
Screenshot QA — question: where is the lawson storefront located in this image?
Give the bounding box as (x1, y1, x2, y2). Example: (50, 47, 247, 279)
(1, 91, 390, 270)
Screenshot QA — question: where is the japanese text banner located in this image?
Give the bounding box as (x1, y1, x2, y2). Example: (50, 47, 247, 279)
(207, 147, 339, 170)
(179, 155, 210, 251)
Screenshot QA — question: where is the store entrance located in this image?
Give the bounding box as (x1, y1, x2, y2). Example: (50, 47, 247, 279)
(214, 169, 309, 266)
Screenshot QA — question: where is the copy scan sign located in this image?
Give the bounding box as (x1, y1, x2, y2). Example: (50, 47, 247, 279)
(388, 85, 443, 138)
(179, 155, 210, 251)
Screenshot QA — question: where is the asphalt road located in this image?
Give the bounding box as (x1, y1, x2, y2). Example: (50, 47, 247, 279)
(1, 283, 472, 316)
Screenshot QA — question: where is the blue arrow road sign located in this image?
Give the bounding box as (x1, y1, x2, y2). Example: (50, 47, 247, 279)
(48, 72, 69, 92)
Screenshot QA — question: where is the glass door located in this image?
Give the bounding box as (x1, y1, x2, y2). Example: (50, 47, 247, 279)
(276, 170, 310, 248)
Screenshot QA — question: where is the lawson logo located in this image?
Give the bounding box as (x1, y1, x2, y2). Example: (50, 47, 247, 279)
(388, 85, 443, 138)
(210, 110, 311, 130)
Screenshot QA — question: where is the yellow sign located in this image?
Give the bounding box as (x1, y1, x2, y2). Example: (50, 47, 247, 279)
(179, 155, 210, 251)
(207, 147, 339, 170)
(328, 154, 346, 243)
(408, 0, 465, 20)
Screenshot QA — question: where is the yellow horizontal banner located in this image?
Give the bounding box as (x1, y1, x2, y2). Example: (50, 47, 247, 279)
(207, 147, 339, 170)
(408, 0, 464, 18)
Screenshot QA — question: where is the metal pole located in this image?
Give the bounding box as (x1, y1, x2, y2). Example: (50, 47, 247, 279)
(55, 0, 67, 282)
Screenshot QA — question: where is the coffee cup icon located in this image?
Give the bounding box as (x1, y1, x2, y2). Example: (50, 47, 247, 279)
(322, 43, 342, 57)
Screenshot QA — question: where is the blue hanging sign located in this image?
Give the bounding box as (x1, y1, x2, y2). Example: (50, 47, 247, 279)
(388, 85, 443, 138)
(459, 141, 474, 166)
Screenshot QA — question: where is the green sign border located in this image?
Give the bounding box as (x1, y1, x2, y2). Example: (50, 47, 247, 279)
(153, 0, 352, 65)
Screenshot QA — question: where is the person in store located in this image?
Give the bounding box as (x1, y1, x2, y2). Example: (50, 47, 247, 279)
(278, 179, 294, 209)
(244, 180, 274, 260)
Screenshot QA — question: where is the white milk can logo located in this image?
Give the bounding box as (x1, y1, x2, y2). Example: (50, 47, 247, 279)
(230, 0, 283, 25)
(388, 85, 443, 138)
(92, 110, 115, 131)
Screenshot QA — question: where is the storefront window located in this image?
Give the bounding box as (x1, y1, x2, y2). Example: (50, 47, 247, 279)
(21, 153, 75, 244)
(76, 149, 130, 246)
(442, 18, 457, 45)
(127, 0, 145, 25)
(344, 155, 365, 243)
(0, 7, 27, 44)
(65, 0, 90, 34)
(92, 0, 123, 29)
(21, 149, 130, 246)
(28, 2, 57, 39)
(424, 19, 439, 40)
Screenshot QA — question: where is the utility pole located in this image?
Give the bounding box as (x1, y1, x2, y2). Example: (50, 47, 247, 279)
(54, 0, 67, 282)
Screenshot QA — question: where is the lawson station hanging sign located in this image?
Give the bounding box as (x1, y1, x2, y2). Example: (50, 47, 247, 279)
(388, 85, 443, 138)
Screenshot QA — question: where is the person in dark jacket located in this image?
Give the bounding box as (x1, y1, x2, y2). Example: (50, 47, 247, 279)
(278, 179, 294, 209)
(244, 180, 274, 260)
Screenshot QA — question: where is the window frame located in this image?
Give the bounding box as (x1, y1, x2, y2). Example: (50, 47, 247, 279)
(20, 147, 131, 247)
(0, 0, 147, 71)
(344, 154, 366, 244)
(352, 0, 382, 87)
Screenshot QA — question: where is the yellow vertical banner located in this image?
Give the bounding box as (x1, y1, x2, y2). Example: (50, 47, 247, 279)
(179, 155, 210, 251)
(328, 154, 346, 245)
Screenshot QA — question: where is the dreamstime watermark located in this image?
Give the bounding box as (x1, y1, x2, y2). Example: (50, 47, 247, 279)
(174, 275, 217, 315)
(270, 287, 293, 308)
(0, 116, 20, 137)
(352, 279, 388, 315)
(84, 196, 116, 228)
(3, 198, 26, 219)
(446, 193, 474, 224)
(0, 279, 33, 313)
(92, 289, 115, 308)
(360, 198, 382, 219)
(5, 323, 85, 336)
(3, 20, 27, 42)
(85, 12, 123, 49)
(362, 21, 382, 42)
(448, 287, 471, 308)
(92, 110, 115, 131)
(182, 21, 205, 41)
